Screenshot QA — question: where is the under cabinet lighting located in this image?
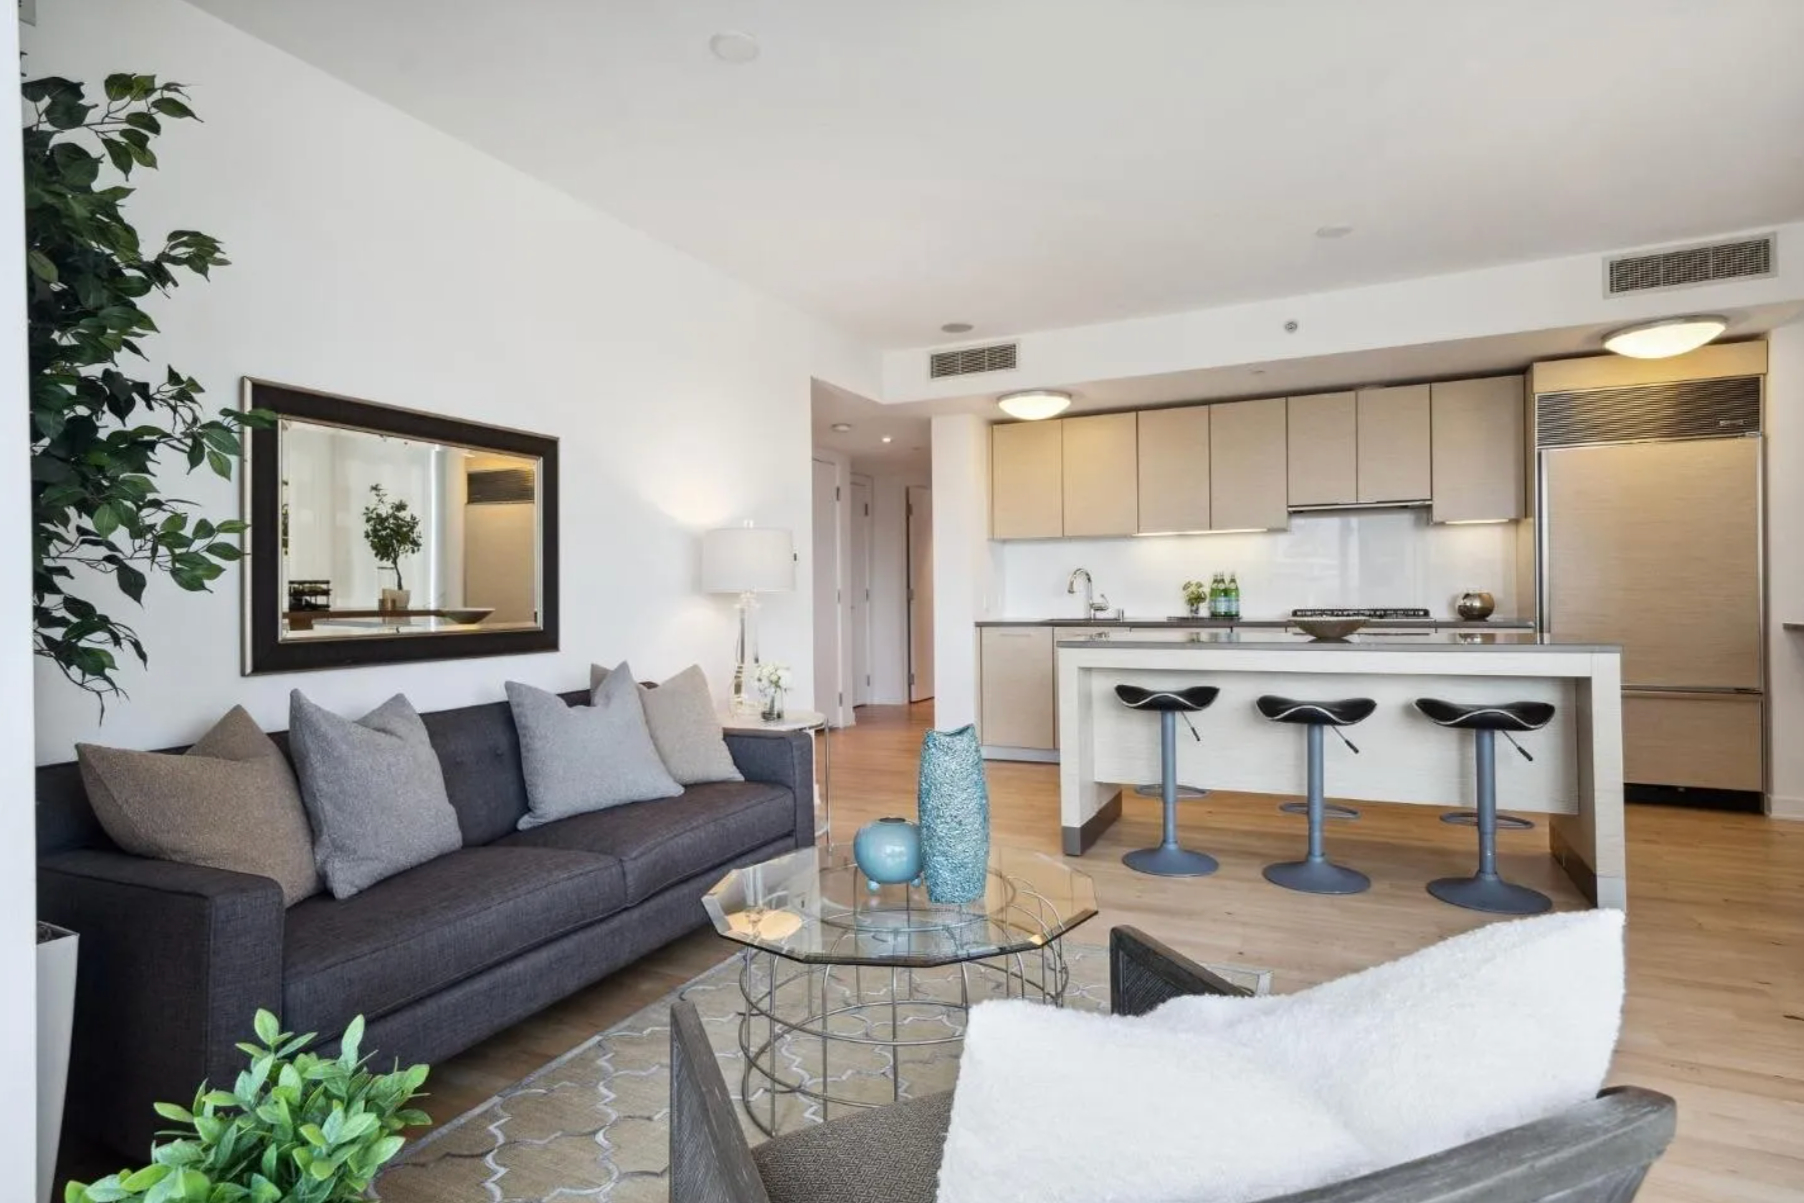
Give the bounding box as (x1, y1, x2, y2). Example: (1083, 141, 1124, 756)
(1439, 519, 1514, 526)
(1133, 528, 1272, 537)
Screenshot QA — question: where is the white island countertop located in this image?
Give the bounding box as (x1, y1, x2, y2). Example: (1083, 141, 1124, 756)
(1056, 632, 1626, 908)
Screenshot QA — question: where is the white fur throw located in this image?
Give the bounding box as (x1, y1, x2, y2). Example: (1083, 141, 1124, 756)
(936, 911, 1625, 1203)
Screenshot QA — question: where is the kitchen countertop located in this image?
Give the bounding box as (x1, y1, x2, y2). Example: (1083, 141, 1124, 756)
(1054, 631, 1617, 652)
(978, 616, 1536, 630)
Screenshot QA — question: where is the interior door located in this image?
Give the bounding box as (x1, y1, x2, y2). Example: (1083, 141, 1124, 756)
(849, 477, 873, 707)
(812, 459, 841, 723)
(1543, 438, 1760, 689)
(907, 485, 935, 702)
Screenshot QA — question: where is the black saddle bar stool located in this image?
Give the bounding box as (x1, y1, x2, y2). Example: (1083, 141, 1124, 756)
(1413, 698, 1556, 915)
(1255, 695, 1376, 895)
(1114, 684, 1221, 878)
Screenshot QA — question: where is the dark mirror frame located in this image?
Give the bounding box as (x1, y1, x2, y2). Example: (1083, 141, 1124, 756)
(242, 378, 560, 675)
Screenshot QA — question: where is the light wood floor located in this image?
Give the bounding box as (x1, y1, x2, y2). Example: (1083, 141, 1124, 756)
(429, 702, 1804, 1203)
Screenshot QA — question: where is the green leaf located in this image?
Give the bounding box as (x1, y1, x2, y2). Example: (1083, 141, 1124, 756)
(91, 503, 121, 540)
(120, 1164, 172, 1192)
(153, 1101, 195, 1124)
(116, 562, 147, 604)
(204, 543, 242, 562)
(150, 96, 197, 120)
(206, 448, 232, 479)
(338, 1015, 364, 1069)
(27, 249, 58, 283)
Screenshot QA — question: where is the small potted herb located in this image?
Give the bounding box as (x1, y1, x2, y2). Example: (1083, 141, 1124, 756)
(1182, 580, 1209, 618)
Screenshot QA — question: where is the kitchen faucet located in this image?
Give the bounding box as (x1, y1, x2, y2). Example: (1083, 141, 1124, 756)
(1067, 568, 1111, 619)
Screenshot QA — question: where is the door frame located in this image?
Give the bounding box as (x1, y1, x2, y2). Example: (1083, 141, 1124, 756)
(906, 485, 934, 703)
(849, 474, 874, 707)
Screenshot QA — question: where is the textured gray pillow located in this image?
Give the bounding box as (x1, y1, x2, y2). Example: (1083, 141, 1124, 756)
(288, 691, 463, 899)
(508, 670, 683, 828)
(77, 706, 322, 906)
(590, 663, 743, 786)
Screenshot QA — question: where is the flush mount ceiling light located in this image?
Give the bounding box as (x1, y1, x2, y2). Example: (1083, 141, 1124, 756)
(940, 321, 974, 334)
(709, 31, 760, 64)
(830, 422, 852, 433)
(1315, 224, 1354, 239)
(1602, 315, 1728, 359)
(881, 436, 893, 443)
(997, 389, 1072, 421)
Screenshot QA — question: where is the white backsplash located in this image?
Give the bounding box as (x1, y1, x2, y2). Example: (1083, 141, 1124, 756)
(999, 510, 1523, 620)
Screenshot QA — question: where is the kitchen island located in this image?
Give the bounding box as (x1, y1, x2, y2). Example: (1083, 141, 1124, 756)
(1056, 632, 1626, 908)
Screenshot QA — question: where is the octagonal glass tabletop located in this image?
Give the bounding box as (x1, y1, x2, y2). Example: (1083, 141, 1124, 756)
(703, 843, 1098, 968)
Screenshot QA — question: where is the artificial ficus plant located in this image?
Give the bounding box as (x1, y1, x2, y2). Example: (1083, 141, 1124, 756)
(67, 1011, 432, 1203)
(361, 485, 423, 593)
(25, 72, 270, 703)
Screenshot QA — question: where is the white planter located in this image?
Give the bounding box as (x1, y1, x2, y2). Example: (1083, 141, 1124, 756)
(37, 924, 77, 1203)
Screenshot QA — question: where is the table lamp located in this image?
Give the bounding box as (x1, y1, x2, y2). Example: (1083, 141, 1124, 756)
(701, 523, 795, 713)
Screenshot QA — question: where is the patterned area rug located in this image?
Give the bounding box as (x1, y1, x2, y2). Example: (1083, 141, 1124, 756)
(376, 942, 1264, 1202)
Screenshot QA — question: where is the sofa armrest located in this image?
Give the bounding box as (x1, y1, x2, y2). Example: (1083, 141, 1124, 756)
(724, 730, 815, 845)
(1109, 926, 1253, 1017)
(39, 849, 285, 1156)
(669, 999, 772, 1203)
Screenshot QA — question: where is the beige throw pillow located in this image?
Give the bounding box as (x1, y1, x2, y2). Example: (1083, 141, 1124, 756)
(590, 664, 743, 785)
(76, 706, 322, 906)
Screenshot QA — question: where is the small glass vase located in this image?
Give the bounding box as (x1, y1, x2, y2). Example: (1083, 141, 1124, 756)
(760, 689, 785, 722)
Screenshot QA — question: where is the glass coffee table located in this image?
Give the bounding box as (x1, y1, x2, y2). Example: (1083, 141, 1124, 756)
(702, 843, 1098, 1135)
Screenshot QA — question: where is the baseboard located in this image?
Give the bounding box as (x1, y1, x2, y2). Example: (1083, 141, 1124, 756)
(1766, 794, 1804, 821)
(1061, 791, 1122, 856)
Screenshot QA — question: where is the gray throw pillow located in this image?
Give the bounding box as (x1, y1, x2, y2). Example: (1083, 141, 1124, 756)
(288, 691, 463, 899)
(507, 670, 683, 828)
(590, 663, 743, 786)
(77, 706, 322, 906)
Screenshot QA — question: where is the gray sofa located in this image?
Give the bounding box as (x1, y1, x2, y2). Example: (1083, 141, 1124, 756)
(671, 928, 1678, 1203)
(37, 689, 813, 1158)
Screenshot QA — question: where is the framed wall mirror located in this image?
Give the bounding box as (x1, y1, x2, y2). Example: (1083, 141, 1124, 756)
(243, 379, 559, 674)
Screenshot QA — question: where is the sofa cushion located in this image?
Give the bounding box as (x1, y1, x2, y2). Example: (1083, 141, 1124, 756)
(754, 1092, 953, 1203)
(418, 700, 532, 846)
(283, 845, 626, 1037)
(507, 674, 683, 828)
(502, 782, 794, 903)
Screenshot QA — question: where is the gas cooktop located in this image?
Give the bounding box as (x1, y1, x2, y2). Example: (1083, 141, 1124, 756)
(1290, 607, 1432, 620)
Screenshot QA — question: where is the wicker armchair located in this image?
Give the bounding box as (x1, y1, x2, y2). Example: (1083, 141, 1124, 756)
(670, 926, 1675, 1203)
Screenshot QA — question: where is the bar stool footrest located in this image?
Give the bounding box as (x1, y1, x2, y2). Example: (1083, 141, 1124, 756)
(1278, 800, 1359, 821)
(1136, 784, 1209, 799)
(1440, 810, 1534, 830)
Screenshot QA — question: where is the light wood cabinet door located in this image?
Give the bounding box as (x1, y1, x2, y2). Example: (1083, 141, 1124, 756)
(1209, 398, 1289, 531)
(1286, 392, 1358, 506)
(1623, 692, 1763, 792)
(1137, 405, 1210, 533)
(1062, 412, 1139, 537)
(1431, 375, 1525, 523)
(1357, 384, 1432, 503)
(991, 420, 1063, 539)
(979, 626, 1055, 750)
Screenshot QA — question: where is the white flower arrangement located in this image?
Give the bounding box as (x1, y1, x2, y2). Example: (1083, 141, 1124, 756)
(752, 661, 794, 697)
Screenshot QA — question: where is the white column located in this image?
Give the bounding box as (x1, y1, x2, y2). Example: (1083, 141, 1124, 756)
(930, 414, 1001, 730)
(1765, 318, 1804, 820)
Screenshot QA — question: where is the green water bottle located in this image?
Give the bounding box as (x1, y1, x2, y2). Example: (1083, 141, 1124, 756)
(1227, 572, 1241, 619)
(1209, 572, 1224, 617)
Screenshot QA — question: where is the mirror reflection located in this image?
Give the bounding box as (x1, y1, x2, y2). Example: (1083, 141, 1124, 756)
(278, 418, 543, 641)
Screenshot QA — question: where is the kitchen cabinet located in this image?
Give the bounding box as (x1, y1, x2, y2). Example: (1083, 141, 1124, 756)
(1209, 397, 1289, 531)
(1137, 405, 1211, 533)
(991, 420, 1064, 539)
(1624, 692, 1763, 792)
(1357, 384, 1432, 503)
(979, 626, 1056, 750)
(1286, 392, 1358, 507)
(1430, 375, 1526, 523)
(1062, 412, 1139, 537)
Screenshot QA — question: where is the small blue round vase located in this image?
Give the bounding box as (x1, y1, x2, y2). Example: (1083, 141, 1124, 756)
(853, 817, 923, 892)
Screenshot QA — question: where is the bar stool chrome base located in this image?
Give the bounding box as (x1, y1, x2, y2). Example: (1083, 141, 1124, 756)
(1264, 858, 1370, 895)
(1279, 800, 1358, 821)
(1136, 784, 1208, 799)
(1426, 874, 1551, 915)
(1123, 846, 1220, 877)
(1440, 810, 1533, 831)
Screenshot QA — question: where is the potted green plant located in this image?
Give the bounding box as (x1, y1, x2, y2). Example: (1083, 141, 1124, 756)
(1182, 580, 1209, 618)
(361, 485, 423, 610)
(67, 1011, 431, 1203)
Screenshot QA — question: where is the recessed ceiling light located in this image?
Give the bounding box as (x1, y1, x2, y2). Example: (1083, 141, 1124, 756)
(1602, 315, 1728, 359)
(940, 322, 974, 334)
(830, 422, 852, 433)
(881, 436, 893, 443)
(997, 390, 1072, 421)
(709, 31, 760, 64)
(1315, 224, 1354, 239)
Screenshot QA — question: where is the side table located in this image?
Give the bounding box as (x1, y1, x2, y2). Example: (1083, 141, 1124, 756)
(720, 708, 832, 842)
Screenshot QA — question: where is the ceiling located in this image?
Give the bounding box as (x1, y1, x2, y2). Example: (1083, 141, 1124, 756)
(811, 380, 931, 474)
(188, 0, 1804, 349)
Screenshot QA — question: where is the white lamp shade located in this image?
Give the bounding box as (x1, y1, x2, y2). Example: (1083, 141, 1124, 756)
(701, 525, 795, 593)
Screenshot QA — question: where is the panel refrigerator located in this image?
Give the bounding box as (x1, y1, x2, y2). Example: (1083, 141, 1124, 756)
(1540, 434, 1764, 802)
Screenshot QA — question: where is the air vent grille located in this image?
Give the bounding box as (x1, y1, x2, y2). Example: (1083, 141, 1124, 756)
(467, 467, 536, 504)
(1536, 376, 1761, 448)
(929, 342, 1018, 379)
(1606, 235, 1774, 295)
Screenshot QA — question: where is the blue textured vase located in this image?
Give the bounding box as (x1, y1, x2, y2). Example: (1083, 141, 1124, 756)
(853, 817, 923, 892)
(916, 724, 991, 904)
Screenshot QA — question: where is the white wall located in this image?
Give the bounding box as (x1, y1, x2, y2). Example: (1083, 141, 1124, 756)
(931, 415, 1002, 729)
(26, 0, 865, 760)
(865, 468, 930, 704)
(1765, 319, 1804, 819)
(2, 3, 40, 1185)
(998, 510, 1522, 621)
